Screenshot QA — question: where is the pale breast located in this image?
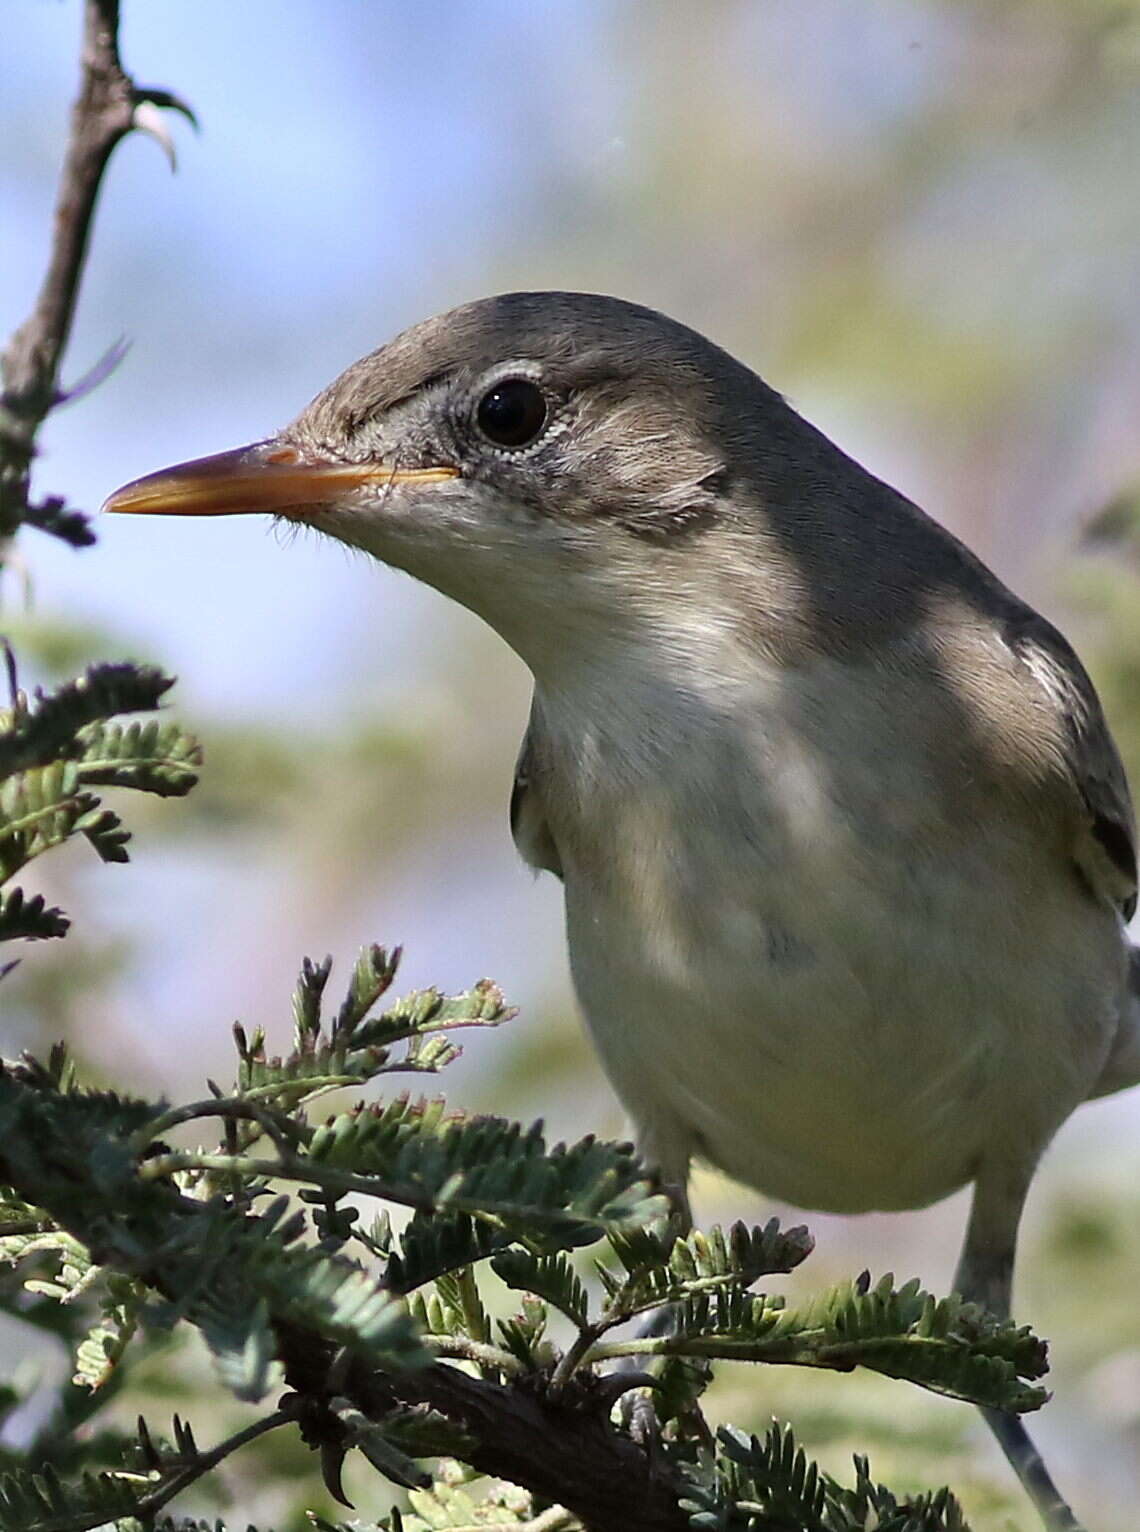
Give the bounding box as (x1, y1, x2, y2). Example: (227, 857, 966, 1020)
(535, 653, 1126, 1214)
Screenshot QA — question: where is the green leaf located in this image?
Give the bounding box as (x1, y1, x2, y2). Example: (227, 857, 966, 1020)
(0, 887, 69, 942)
(19, 496, 96, 549)
(76, 717, 201, 797)
(151, 1523, 258, 1532)
(72, 1277, 145, 1391)
(229, 1238, 427, 1375)
(0, 659, 199, 897)
(308, 1097, 667, 1239)
(365, 1404, 475, 1464)
(235, 956, 513, 1112)
(491, 1249, 588, 1328)
(151, 1522, 278, 1532)
(830, 1450, 969, 1532)
(333, 943, 402, 1035)
(292, 955, 333, 1044)
(75, 803, 130, 863)
(496, 1293, 547, 1370)
(648, 1353, 712, 1435)
(346, 977, 515, 1052)
(601, 1219, 814, 1323)
(0, 764, 89, 879)
(386, 1210, 512, 1293)
(376, 1479, 542, 1531)
(329, 1402, 432, 1491)
(716, 1421, 827, 1530)
(310, 1519, 384, 1532)
(434, 1266, 492, 1346)
(677, 1220, 814, 1285)
(196, 1293, 277, 1403)
(254, 979, 506, 1090)
(680, 1423, 971, 1532)
(0, 1461, 147, 1532)
(663, 1273, 1047, 1414)
(0, 663, 176, 780)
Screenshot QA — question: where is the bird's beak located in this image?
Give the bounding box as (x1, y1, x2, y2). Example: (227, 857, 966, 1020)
(102, 441, 459, 518)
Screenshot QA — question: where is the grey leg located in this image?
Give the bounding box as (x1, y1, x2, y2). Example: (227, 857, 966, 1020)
(957, 1167, 1086, 1532)
(981, 1410, 1083, 1532)
(622, 1153, 692, 1444)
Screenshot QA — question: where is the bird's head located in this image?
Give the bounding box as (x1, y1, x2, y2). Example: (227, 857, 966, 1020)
(105, 291, 804, 675)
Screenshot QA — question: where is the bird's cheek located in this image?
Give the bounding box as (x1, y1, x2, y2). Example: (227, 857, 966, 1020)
(300, 485, 457, 567)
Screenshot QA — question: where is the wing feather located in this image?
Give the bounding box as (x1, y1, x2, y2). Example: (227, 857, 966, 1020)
(1009, 616, 1137, 919)
(510, 707, 563, 879)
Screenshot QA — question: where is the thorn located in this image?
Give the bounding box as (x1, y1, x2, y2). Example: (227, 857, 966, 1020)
(320, 1441, 353, 1508)
(134, 86, 201, 133)
(131, 101, 180, 171)
(590, 1369, 660, 1409)
(127, 86, 200, 173)
(326, 1347, 353, 1393)
(1, 638, 19, 709)
(136, 1414, 160, 1467)
(54, 337, 131, 408)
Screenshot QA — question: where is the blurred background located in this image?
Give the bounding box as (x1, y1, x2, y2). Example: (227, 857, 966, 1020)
(4, 0, 1140, 1526)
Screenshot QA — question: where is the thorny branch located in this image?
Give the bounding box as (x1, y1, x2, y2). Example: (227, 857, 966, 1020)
(130, 1409, 295, 1527)
(326, 1342, 695, 1532)
(0, 0, 196, 545)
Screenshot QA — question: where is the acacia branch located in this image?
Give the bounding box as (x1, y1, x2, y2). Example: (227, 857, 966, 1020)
(0, 0, 196, 541)
(129, 1409, 295, 1525)
(353, 1357, 693, 1532)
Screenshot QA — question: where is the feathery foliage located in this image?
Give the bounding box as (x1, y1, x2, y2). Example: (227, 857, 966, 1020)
(680, 1423, 970, 1531)
(0, 1461, 148, 1532)
(0, 657, 201, 941)
(0, 942, 1056, 1531)
(380, 1477, 559, 1530)
(0, 885, 69, 943)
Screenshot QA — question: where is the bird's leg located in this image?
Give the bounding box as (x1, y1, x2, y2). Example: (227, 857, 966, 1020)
(957, 1166, 1086, 1532)
(953, 1160, 1024, 1317)
(979, 1410, 1084, 1532)
(631, 1144, 693, 1337)
(619, 1137, 694, 1444)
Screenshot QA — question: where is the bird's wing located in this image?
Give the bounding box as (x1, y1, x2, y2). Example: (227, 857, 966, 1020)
(1011, 615, 1138, 920)
(510, 711, 564, 879)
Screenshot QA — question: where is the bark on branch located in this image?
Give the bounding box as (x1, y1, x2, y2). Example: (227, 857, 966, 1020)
(0, 0, 194, 540)
(269, 1315, 694, 1532)
(379, 1362, 693, 1532)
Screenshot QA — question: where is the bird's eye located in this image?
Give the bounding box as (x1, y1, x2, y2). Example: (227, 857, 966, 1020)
(475, 378, 548, 449)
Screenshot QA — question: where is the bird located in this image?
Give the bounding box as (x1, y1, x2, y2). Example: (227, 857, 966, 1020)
(104, 291, 1140, 1529)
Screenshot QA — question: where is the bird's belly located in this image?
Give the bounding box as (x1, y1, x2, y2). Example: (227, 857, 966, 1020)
(562, 836, 1121, 1215)
(568, 905, 972, 1211)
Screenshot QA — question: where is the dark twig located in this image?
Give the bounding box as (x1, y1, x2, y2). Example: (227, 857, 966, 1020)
(127, 1408, 294, 1526)
(0, 0, 195, 544)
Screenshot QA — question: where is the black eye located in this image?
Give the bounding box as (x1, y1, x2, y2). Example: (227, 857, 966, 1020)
(475, 378, 548, 449)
